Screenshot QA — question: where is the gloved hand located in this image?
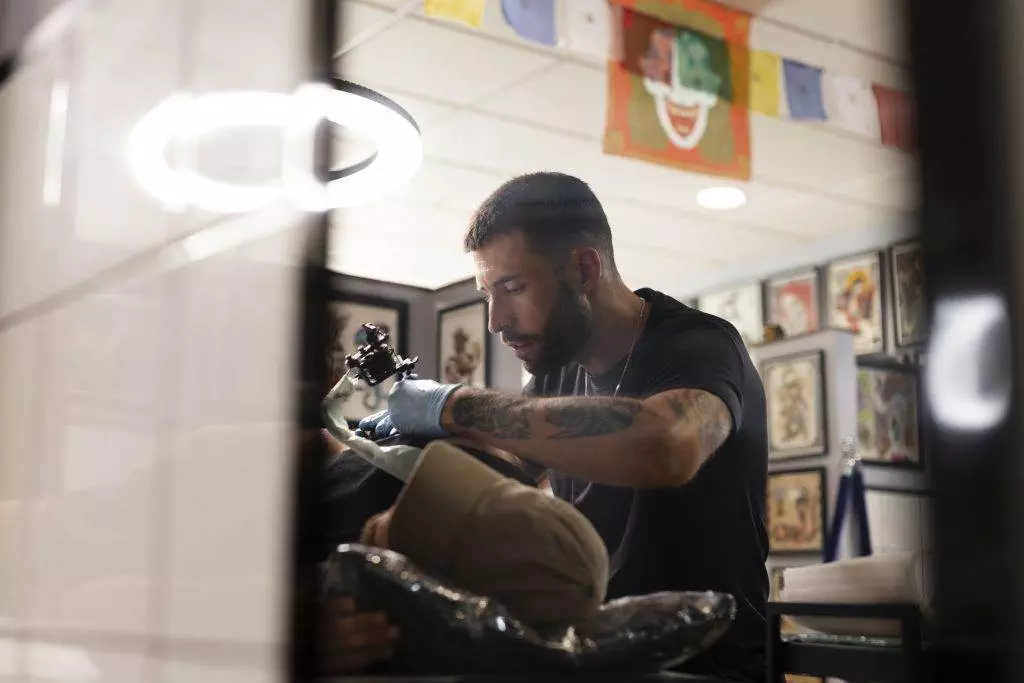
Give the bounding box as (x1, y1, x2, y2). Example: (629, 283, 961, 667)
(384, 377, 463, 440)
(358, 409, 398, 440)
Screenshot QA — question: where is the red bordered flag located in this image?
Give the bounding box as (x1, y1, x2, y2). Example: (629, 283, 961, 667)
(604, 0, 752, 180)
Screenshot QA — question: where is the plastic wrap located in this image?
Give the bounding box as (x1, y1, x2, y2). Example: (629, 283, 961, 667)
(322, 374, 424, 482)
(321, 544, 736, 675)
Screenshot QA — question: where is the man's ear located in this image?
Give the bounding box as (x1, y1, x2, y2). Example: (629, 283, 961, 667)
(576, 247, 604, 290)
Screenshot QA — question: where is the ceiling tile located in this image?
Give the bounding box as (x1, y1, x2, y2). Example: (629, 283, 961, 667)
(830, 163, 917, 210)
(338, 0, 397, 47)
(751, 115, 902, 189)
(337, 12, 557, 105)
(423, 111, 581, 174)
(476, 62, 607, 139)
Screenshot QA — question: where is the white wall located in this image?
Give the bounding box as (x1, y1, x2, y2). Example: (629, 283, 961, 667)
(0, 1, 314, 681)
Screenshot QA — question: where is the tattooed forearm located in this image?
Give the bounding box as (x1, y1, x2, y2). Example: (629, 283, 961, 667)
(450, 393, 532, 439)
(545, 399, 643, 439)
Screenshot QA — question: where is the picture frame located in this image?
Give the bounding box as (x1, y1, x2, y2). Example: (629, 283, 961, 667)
(767, 467, 828, 554)
(698, 282, 764, 345)
(325, 292, 409, 423)
(761, 351, 828, 461)
(764, 268, 822, 339)
(826, 251, 886, 355)
(889, 239, 927, 347)
(856, 359, 924, 469)
(437, 299, 490, 389)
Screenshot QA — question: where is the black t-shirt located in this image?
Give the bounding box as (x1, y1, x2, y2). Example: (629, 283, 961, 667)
(525, 289, 769, 681)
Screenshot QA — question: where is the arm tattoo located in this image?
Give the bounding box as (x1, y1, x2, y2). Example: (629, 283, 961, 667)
(450, 393, 532, 439)
(666, 393, 688, 420)
(693, 392, 731, 455)
(544, 399, 643, 439)
(698, 410, 731, 455)
(451, 392, 643, 441)
(660, 389, 732, 456)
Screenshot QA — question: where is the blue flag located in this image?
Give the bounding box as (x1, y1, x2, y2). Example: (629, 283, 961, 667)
(784, 59, 826, 121)
(501, 0, 556, 46)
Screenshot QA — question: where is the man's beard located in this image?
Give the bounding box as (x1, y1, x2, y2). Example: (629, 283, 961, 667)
(527, 282, 592, 375)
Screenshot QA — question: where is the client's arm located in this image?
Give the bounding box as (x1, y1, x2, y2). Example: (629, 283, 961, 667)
(319, 597, 398, 673)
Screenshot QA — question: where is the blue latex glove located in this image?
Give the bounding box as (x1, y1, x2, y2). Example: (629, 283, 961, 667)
(357, 410, 398, 439)
(384, 377, 463, 440)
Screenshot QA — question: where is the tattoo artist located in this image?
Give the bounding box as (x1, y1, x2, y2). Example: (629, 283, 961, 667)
(345, 172, 770, 681)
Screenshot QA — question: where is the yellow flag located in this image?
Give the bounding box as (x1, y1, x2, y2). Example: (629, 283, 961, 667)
(750, 49, 781, 117)
(424, 0, 486, 28)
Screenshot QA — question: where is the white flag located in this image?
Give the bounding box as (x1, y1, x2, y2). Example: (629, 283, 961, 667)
(827, 74, 881, 140)
(560, 0, 612, 59)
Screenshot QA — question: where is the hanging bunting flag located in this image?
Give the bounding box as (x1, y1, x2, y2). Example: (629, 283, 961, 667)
(604, 1, 752, 181)
(501, 0, 556, 46)
(749, 49, 781, 117)
(561, 0, 612, 58)
(873, 84, 915, 151)
(827, 74, 881, 139)
(783, 59, 826, 121)
(425, 0, 486, 28)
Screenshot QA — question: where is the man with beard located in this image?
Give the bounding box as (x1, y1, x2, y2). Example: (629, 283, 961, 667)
(355, 172, 769, 681)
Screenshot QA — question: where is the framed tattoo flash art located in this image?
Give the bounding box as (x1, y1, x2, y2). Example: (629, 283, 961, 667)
(857, 362, 922, 468)
(326, 293, 408, 423)
(826, 251, 886, 355)
(698, 283, 764, 346)
(890, 240, 927, 347)
(767, 468, 827, 554)
(761, 351, 828, 461)
(437, 299, 489, 388)
(766, 269, 821, 338)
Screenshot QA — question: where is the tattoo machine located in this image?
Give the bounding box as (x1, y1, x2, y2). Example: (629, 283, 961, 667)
(321, 323, 425, 481)
(344, 323, 419, 387)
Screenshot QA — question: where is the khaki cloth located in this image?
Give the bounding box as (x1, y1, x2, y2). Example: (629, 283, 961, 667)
(388, 440, 609, 626)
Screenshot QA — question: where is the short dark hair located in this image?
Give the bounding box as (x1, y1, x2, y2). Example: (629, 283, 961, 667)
(464, 172, 617, 272)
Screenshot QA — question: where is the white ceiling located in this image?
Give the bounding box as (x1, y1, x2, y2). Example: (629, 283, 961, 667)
(329, 0, 915, 296)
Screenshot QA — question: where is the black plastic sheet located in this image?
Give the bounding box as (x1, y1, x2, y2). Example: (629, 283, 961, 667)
(321, 545, 736, 675)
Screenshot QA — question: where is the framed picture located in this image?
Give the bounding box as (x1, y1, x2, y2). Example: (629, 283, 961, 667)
(857, 361, 923, 468)
(890, 240, 927, 347)
(761, 351, 828, 460)
(765, 269, 821, 338)
(326, 293, 408, 423)
(698, 283, 764, 345)
(437, 299, 489, 388)
(826, 251, 886, 355)
(767, 468, 827, 554)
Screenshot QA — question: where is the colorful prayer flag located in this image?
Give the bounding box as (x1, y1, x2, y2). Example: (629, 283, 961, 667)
(501, 0, 556, 46)
(783, 59, 826, 121)
(425, 0, 486, 28)
(604, 1, 752, 181)
(749, 49, 781, 117)
(561, 0, 612, 58)
(873, 84, 915, 151)
(827, 74, 880, 139)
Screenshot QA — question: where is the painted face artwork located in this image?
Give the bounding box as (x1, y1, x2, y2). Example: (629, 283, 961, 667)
(641, 28, 722, 149)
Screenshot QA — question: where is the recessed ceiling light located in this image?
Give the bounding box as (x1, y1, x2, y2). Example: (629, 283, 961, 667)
(696, 186, 747, 210)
